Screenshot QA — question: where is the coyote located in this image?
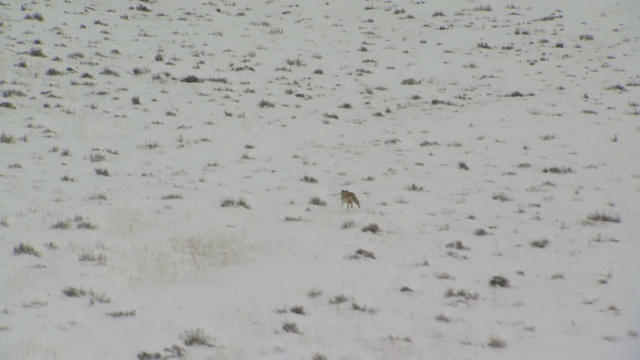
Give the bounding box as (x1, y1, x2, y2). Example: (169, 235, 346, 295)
(341, 190, 360, 209)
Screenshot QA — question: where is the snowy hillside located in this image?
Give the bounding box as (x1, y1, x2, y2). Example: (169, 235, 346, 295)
(1, 0, 639, 359)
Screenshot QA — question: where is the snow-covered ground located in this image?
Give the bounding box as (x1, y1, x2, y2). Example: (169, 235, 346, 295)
(1, 0, 639, 359)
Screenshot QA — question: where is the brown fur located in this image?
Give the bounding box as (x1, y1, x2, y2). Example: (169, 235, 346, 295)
(341, 190, 360, 209)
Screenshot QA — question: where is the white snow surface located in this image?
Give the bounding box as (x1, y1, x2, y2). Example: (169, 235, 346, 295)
(1, 0, 639, 359)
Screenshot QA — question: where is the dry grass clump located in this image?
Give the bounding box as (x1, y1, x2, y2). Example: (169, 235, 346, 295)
(543, 166, 574, 174)
(585, 212, 621, 224)
(308, 196, 327, 206)
(181, 75, 204, 83)
(301, 175, 318, 183)
(489, 275, 510, 288)
(445, 288, 478, 301)
(180, 328, 214, 347)
(487, 335, 507, 348)
(362, 223, 381, 233)
(530, 238, 550, 248)
(13, 243, 42, 257)
(29, 47, 46, 57)
(220, 197, 250, 209)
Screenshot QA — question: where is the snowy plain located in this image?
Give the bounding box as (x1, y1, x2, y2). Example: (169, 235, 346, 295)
(1, 0, 639, 359)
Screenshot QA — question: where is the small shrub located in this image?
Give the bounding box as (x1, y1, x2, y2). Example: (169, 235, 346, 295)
(401, 78, 421, 85)
(578, 34, 594, 41)
(489, 276, 510, 288)
(0, 102, 16, 109)
(140, 140, 159, 149)
(362, 223, 381, 233)
(301, 175, 317, 183)
(25, 13, 44, 21)
(435, 313, 450, 322)
(285, 58, 306, 67)
(51, 219, 72, 229)
(89, 291, 111, 305)
(68, 52, 84, 59)
(107, 310, 136, 318)
(181, 75, 204, 83)
(181, 328, 214, 347)
(137, 352, 162, 360)
(586, 212, 621, 223)
(477, 42, 492, 49)
(432, 11, 446, 17)
(3, 89, 27, 98)
(530, 239, 549, 248)
(220, 198, 236, 207)
(13, 243, 41, 257)
(132, 67, 150, 75)
(406, 183, 424, 192)
(351, 301, 377, 313)
(445, 288, 478, 301)
(136, 4, 152, 12)
(341, 220, 355, 229)
(220, 197, 250, 209)
(506, 90, 534, 97)
(67, 215, 92, 230)
(309, 196, 326, 206)
(45, 68, 64, 76)
(62, 286, 87, 297)
(76, 221, 97, 230)
(259, 99, 275, 108)
(237, 197, 251, 209)
(353, 249, 376, 260)
(89, 153, 106, 162)
(446, 241, 469, 250)
(99, 68, 119, 77)
(268, 27, 283, 35)
(492, 192, 512, 202)
(329, 294, 349, 305)
(131, 96, 141, 105)
(289, 306, 305, 315)
(458, 161, 469, 170)
(606, 84, 627, 92)
(208, 77, 228, 84)
(307, 288, 323, 298)
(543, 166, 574, 174)
(78, 250, 106, 264)
(473, 4, 492, 11)
(282, 322, 301, 334)
(487, 336, 507, 348)
(0, 132, 16, 143)
(474, 228, 488, 236)
(95, 168, 109, 176)
(29, 47, 46, 57)
(162, 194, 182, 200)
(536, 13, 562, 21)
